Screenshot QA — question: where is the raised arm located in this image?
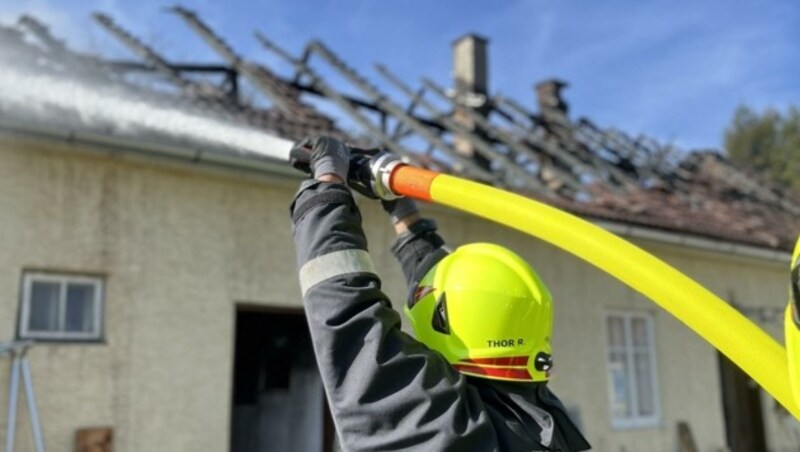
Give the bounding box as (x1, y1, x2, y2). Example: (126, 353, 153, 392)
(382, 197, 450, 292)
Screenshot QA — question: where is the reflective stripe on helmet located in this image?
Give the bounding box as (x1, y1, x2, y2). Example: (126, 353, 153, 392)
(454, 355, 534, 381)
(299, 249, 376, 296)
(460, 356, 529, 367)
(453, 363, 533, 381)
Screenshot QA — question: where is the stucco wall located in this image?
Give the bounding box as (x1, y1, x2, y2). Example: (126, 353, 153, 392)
(0, 139, 306, 451)
(0, 137, 795, 451)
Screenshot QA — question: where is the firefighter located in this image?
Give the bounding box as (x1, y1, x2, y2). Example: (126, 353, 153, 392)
(290, 136, 590, 451)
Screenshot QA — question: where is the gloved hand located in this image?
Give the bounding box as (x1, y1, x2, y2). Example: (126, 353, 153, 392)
(382, 197, 419, 225)
(348, 148, 405, 201)
(290, 136, 351, 182)
(347, 148, 381, 199)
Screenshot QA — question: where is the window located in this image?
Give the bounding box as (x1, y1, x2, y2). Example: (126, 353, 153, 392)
(20, 272, 104, 341)
(605, 311, 660, 428)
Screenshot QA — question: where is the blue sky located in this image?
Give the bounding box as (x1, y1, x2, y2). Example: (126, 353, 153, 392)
(3, 0, 799, 151)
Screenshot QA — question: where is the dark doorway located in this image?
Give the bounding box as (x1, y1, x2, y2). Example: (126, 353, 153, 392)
(230, 308, 334, 452)
(718, 351, 767, 452)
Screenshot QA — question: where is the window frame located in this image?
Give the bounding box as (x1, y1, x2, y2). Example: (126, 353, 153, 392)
(19, 272, 105, 341)
(604, 310, 661, 429)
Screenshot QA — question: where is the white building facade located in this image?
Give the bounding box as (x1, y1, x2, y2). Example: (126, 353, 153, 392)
(0, 130, 797, 451)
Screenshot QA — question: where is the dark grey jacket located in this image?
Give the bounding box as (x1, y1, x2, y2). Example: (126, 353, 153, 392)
(291, 180, 590, 451)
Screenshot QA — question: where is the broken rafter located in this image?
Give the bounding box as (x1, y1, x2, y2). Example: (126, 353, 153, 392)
(252, 31, 434, 170)
(16, 15, 119, 84)
(369, 63, 544, 191)
(495, 96, 632, 187)
(492, 95, 630, 192)
(1, 20, 73, 76)
(93, 13, 189, 89)
(17, 15, 67, 53)
(573, 120, 643, 172)
(169, 6, 298, 115)
(497, 96, 592, 165)
(300, 40, 498, 183)
(390, 85, 427, 141)
(93, 13, 243, 105)
(370, 63, 539, 188)
(288, 79, 446, 131)
(422, 77, 587, 194)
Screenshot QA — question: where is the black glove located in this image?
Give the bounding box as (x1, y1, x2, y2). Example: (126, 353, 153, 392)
(349, 148, 408, 202)
(382, 197, 419, 224)
(290, 136, 350, 181)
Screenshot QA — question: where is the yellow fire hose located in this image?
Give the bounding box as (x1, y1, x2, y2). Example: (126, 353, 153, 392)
(388, 165, 800, 419)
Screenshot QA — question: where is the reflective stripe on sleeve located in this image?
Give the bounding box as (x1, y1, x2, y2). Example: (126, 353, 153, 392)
(299, 249, 377, 296)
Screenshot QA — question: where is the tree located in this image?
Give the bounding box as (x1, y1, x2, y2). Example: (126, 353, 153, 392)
(724, 105, 800, 192)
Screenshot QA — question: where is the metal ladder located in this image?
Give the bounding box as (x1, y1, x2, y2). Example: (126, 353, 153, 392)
(2, 341, 45, 452)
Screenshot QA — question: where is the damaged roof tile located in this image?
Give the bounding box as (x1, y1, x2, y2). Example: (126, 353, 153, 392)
(3, 11, 798, 252)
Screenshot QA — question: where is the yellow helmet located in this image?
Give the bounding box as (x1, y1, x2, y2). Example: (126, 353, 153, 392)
(404, 243, 554, 382)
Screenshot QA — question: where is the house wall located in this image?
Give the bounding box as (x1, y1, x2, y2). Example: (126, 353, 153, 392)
(0, 137, 795, 451)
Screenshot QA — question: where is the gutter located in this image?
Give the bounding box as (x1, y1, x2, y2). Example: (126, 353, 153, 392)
(594, 219, 791, 263)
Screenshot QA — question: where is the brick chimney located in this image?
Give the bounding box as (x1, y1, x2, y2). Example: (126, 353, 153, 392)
(535, 79, 572, 141)
(535, 79, 569, 121)
(452, 34, 491, 170)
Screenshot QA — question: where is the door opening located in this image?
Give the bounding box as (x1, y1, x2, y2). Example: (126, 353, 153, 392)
(230, 308, 334, 452)
(718, 351, 766, 452)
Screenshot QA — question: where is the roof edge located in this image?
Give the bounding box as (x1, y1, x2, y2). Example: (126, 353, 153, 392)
(0, 118, 301, 180)
(593, 219, 790, 263)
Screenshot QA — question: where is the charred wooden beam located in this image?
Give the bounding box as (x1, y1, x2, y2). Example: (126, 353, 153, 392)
(93, 13, 189, 88)
(170, 6, 296, 114)
(253, 32, 432, 170)
(300, 40, 497, 182)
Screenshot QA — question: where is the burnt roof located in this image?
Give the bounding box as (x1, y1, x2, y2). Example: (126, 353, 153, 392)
(2, 9, 798, 252)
